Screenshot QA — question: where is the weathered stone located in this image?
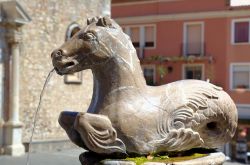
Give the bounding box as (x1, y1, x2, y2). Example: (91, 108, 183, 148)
(142, 163, 166, 165)
(100, 152, 225, 165)
(174, 152, 225, 165)
(51, 17, 237, 156)
(103, 160, 136, 165)
(82, 152, 226, 165)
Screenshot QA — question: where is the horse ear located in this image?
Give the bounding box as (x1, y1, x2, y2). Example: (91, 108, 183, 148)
(96, 16, 113, 28)
(87, 17, 98, 25)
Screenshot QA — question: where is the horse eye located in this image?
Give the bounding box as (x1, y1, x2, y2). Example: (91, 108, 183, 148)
(80, 32, 96, 41)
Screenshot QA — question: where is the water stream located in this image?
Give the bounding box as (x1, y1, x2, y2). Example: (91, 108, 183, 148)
(25, 68, 55, 165)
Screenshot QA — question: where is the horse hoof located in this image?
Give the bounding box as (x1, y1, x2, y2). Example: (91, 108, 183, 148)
(79, 152, 103, 165)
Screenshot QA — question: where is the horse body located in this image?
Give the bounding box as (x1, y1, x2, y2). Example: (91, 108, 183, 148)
(51, 17, 237, 156)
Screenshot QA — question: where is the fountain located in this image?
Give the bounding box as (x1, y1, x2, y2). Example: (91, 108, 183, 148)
(26, 69, 55, 165)
(50, 16, 238, 165)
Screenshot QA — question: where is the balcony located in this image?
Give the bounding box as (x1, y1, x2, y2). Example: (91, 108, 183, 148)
(182, 42, 205, 57)
(140, 42, 213, 64)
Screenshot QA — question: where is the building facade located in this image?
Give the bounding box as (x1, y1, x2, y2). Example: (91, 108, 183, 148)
(0, 0, 110, 156)
(112, 0, 250, 157)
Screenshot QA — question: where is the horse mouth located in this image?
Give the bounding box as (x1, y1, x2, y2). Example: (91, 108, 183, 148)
(64, 61, 75, 68)
(54, 60, 78, 75)
(54, 67, 63, 75)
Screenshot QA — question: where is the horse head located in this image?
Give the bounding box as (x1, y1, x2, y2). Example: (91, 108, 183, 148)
(51, 16, 135, 75)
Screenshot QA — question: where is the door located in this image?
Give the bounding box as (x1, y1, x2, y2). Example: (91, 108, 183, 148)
(183, 65, 204, 80)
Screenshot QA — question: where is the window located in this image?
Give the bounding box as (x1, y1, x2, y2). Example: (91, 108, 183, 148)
(231, 64, 250, 90)
(145, 26, 154, 47)
(123, 25, 156, 48)
(183, 64, 204, 80)
(231, 0, 250, 7)
(64, 23, 82, 84)
(141, 65, 156, 86)
(184, 22, 204, 56)
(232, 19, 250, 44)
(235, 22, 249, 43)
(130, 27, 140, 47)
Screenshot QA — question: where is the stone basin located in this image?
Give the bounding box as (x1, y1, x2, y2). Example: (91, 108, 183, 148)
(101, 152, 225, 165)
(80, 151, 225, 165)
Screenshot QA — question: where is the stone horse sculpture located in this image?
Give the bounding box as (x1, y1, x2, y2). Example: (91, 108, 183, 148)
(51, 17, 237, 158)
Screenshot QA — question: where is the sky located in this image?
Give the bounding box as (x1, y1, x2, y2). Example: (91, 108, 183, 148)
(231, 0, 250, 6)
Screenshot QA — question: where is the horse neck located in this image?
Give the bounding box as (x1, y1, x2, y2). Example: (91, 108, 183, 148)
(87, 54, 147, 113)
(93, 55, 146, 92)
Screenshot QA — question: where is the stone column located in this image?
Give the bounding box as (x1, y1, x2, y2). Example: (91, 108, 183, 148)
(0, 114, 4, 154)
(0, 54, 4, 154)
(0, 41, 4, 153)
(3, 29, 25, 156)
(101, 0, 111, 16)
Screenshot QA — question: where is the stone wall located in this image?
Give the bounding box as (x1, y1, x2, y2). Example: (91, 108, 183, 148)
(1, 0, 110, 142)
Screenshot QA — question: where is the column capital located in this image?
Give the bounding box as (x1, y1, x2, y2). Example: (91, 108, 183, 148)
(3, 121, 22, 128)
(5, 30, 22, 44)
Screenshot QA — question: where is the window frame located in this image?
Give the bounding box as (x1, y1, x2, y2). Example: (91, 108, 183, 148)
(183, 21, 205, 56)
(122, 24, 156, 49)
(129, 26, 140, 48)
(231, 18, 250, 45)
(182, 63, 205, 80)
(230, 63, 250, 91)
(236, 104, 250, 120)
(144, 25, 155, 47)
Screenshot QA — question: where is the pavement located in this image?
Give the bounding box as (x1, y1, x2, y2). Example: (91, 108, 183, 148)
(224, 162, 248, 165)
(0, 149, 248, 165)
(0, 148, 84, 165)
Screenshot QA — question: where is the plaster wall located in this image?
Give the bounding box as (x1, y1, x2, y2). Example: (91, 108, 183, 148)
(112, 0, 228, 17)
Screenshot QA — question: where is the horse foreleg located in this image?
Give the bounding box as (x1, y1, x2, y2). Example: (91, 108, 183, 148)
(58, 111, 86, 148)
(74, 112, 127, 155)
